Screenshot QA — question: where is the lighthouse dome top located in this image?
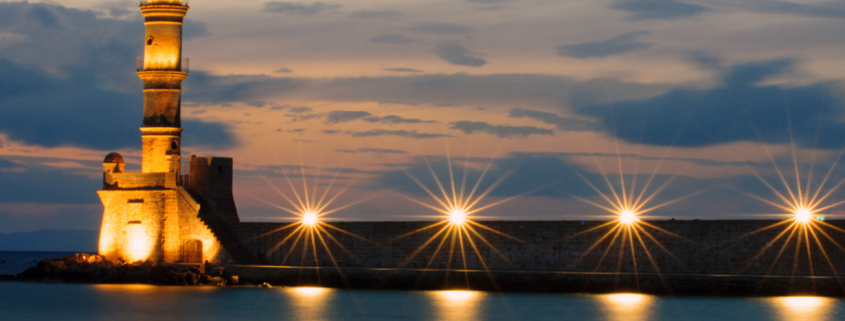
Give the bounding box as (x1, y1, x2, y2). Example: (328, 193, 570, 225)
(103, 152, 124, 164)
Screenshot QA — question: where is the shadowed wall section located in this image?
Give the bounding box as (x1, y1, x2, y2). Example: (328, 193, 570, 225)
(234, 220, 845, 276)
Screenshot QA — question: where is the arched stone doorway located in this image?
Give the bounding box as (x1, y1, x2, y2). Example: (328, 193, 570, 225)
(180, 239, 203, 263)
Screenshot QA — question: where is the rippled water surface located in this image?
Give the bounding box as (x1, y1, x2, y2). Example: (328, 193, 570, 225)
(2, 282, 844, 321)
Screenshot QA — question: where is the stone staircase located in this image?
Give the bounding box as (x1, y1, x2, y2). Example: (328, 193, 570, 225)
(176, 187, 255, 264)
(196, 208, 255, 264)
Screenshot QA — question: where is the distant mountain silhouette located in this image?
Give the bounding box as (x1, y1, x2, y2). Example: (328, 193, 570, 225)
(0, 229, 98, 252)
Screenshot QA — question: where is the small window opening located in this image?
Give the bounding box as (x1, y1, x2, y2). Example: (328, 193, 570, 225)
(170, 140, 179, 151)
(146, 37, 153, 46)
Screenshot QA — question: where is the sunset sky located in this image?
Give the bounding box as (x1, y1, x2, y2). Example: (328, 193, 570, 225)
(2, 0, 845, 233)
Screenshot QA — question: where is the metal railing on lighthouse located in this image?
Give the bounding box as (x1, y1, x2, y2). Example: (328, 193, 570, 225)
(140, 0, 189, 6)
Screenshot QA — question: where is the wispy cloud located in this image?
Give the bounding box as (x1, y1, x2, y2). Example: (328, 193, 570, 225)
(509, 108, 602, 131)
(557, 31, 652, 58)
(370, 34, 414, 44)
(434, 44, 487, 67)
(410, 22, 472, 35)
(263, 1, 342, 15)
(610, 0, 708, 20)
(351, 129, 451, 139)
(451, 121, 554, 138)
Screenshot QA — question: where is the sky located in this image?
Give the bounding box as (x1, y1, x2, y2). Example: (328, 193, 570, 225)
(2, 0, 845, 233)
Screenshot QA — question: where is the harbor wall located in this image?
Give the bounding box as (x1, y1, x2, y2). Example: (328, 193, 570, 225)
(233, 220, 845, 277)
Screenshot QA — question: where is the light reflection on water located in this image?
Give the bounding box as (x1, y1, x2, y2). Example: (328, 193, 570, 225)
(430, 290, 483, 320)
(599, 293, 655, 321)
(771, 296, 834, 321)
(287, 287, 333, 320)
(1, 283, 844, 321)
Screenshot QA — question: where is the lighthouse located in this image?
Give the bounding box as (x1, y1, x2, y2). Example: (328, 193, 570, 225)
(137, 0, 189, 174)
(97, 0, 250, 264)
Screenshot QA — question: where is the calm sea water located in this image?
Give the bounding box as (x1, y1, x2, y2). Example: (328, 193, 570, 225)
(1, 282, 843, 321)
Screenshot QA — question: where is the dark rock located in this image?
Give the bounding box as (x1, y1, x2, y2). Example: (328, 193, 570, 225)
(13, 255, 225, 286)
(205, 276, 224, 285)
(210, 266, 224, 277)
(0, 274, 15, 281)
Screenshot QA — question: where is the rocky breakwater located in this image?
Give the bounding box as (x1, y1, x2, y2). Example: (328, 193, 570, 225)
(1, 254, 239, 286)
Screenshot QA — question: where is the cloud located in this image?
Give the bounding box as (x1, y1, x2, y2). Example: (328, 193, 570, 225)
(383, 68, 424, 73)
(434, 44, 488, 67)
(369, 34, 413, 44)
(610, 0, 709, 20)
(451, 121, 554, 138)
(740, 0, 845, 19)
(509, 108, 602, 131)
(0, 3, 232, 150)
(467, 0, 511, 3)
(245, 100, 268, 108)
(184, 71, 304, 105)
(262, 1, 342, 15)
(351, 129, 451, 139)
(356, 148, 408, 154)
(0, 156, 101, 204)
(274, 67, 293, 73)
(0, 158, 18, 169)
(182, 120, 238, 150)
(410, 23, 472, 35)
(365, 152, 845, 219)
(362, 115, 436, 124)
(289, 106, 313, 113)
(182, 72, 663, 113)
(557, 31, 652, 58)
(575, 59, 845, 148)
(349, 10, 403, 19)
(367, 154, 622, 198)
(325, 110, 372, 124)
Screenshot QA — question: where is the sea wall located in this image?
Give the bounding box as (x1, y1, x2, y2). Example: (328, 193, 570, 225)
(235, 220, 845, 277)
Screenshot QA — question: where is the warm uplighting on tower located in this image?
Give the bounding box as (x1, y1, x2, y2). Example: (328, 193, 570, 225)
(302, 210, 318, 226)
(449, 208, 467, 225)
(618, 209, 637, 224)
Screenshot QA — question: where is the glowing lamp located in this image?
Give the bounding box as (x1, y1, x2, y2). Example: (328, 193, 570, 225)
(619, 210, 636, 224)
(449, 209, 467, 225)
(794, 208, 812, 223)
(302, 211, 318, 226)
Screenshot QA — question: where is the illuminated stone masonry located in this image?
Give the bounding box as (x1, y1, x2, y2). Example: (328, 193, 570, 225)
(98, 0, 248, 265)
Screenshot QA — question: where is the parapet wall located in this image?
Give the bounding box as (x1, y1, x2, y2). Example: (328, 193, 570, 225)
(235, 220, 845, 277)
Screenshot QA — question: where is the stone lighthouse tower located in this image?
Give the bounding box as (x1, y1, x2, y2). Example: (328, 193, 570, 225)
(97, 0, 250, 264)
(138, 0, 189, 174)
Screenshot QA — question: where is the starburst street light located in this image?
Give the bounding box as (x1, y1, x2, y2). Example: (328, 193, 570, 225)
(556, 137, 704, 280)
(730, 115, 845, 278)
(391, 142, 528, 282)
(244, 149, 374, 275)
(794, 207, 813, 224)
(449, 208, 467, 225)
(302, 210, 319, 226)
(619, 209, 637, 224)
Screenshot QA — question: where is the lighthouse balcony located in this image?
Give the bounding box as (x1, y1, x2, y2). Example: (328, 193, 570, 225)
(140, 0, 188, 7)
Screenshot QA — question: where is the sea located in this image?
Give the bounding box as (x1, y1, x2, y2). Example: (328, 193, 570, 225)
(1, 251, 844, 321)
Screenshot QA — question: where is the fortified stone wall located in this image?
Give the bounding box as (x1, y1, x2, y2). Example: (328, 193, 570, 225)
(234, 220, 845, 276)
